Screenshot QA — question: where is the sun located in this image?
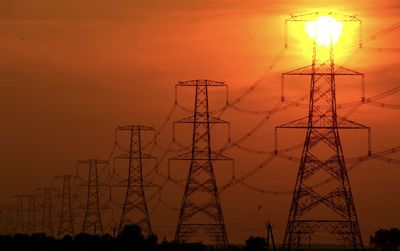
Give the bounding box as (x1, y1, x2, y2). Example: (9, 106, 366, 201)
(305, 16, 343, 46)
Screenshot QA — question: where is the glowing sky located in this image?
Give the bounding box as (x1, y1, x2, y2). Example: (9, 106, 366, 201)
(0, 0, 399, 244)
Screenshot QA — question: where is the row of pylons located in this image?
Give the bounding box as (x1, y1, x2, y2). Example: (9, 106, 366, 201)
(0, 80, 231, 244)
(0, 12, 367, 250)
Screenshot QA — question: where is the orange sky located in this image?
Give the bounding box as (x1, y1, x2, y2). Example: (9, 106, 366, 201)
(0, 0, 399, 244)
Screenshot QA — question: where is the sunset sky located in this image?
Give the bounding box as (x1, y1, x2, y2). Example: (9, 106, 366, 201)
(0, 0, 399, 244)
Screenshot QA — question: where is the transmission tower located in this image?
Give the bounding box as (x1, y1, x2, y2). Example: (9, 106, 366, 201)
(55, 175, 77, 237)
(279, 14, 367, 249)
(116, 125, 158, 235)
(78, 159, 107, 234)
(13, 194, 28, 233)
(26, 194, 38, 234)
(171, 79, 231, 245)
(0, 207, 6, 234)
(37, 187, 56, 236)
(6, 207, 16, 234)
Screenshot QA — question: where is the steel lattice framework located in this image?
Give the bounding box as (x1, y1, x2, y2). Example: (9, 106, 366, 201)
(0, 207, 6, 234)
(56, 175, 76, 237)
(171, 79, 231, 245)
(117, 125, 158, 235)
(13, 195, 27, 233)
(26, 194, 38, 234)
(279, 14, 367, 250)
(6, 207, 16, 234)
(79, 159, 107, 234)
(37, 187, 56, 236)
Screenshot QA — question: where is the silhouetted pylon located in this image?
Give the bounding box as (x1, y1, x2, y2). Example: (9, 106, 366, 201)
(13, 194, 28, 233)
(279, 13, 366, 250)
(26, 194, 38, 234)
(116, 125, 158, 235)
(55, 175, 77, 237)
(78, 159, 108, 234)
(0, 207, 6, 234)
(171, 79, 231, 245)
(6, 207, 16, 234)
(37, 187, 56, 236)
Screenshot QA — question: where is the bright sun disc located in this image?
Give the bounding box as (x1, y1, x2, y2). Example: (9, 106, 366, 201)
(305, 16, 343, 46)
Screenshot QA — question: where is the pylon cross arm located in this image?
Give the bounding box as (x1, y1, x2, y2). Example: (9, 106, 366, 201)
(171, 151, 232, 161)
(276, 116, 369, 129)
(177, 79, 226, 87)
(175, 115, 228, 124)
(117, 125, 154, 131)
(115, 152, 156, 160)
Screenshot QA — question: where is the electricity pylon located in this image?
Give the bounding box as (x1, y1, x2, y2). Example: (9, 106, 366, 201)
(6, 207, 16, 234)
(0, 207, 6, 234)
(78, 159, 107, 234)
(55, 175, 77, 237)
(26, 194, 38, 234)
(171, 79, 231, 245)
(37, 187, 56, 236)
(279, 14, 366, 250)
(116, 125, 158, 235)
(13, 194, 28, 233)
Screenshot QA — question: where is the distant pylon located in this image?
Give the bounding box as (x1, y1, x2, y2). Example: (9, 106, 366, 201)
(171, 79, 231, 245)
(37, 187, 56, 236)
(55, 175, 77, 237)
(116, 125, 158, 235)
(26, 194, 38, 234)
(78, 159, 107, 234)
(13, 194, 27, 233)
(6, 207, 16, 234)
(0, 207, 6, 234)
(279, 14, 366, 250)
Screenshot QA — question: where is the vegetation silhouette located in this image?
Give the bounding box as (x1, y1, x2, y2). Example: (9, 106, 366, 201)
(0, 224, 208, 251)
(370, 228, 400, 251)
(244, 236, 266, 251)
(0, 226, 398, 250)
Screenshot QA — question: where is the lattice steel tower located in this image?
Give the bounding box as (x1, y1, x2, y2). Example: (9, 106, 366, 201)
(79, 159, 107, 234)
(116, 125, 157, 235)
(26, 194, 38, 234)
(279, 14, 366, 250)
(55, 175, 76, 237)
(0, 207, 6, 234)
(37, 187, 56, 236)
(171, 79, 231, 245)
(6, 207, 16, 234)
(13, 194, 27, 233)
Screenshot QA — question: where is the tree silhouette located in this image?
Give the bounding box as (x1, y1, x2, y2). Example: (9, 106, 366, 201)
(117, 224, 145, 243)
(370, 228, 400, 251)
(244, 236, 266, 251)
